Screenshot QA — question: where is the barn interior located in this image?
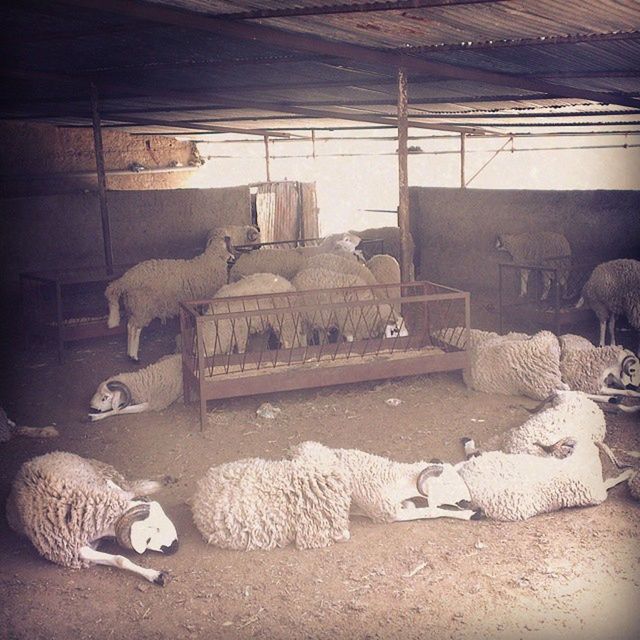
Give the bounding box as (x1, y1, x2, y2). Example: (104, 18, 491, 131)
(1, 2, 639, 639)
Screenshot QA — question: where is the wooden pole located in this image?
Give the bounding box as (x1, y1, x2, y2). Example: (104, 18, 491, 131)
(460, 132, 466, 188)
(397, 66, 411, 282)
(90, 82, 114, 274)
(263, 135, 271, 181)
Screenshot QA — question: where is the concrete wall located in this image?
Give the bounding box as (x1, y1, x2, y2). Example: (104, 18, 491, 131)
(410, 187, 640, 291)
(0, 186, 250, 296)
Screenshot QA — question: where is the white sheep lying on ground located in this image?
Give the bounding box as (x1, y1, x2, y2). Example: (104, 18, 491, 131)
(106, 225, 260, 361)
(496, 231, 571, 300)
(88, 353, 183, 422)
(6, 451, 178, 585)
(201, 273, 302, 355)
(229, 232, 361, 282)
(559, 334, 640, 411)
(446, 391, 633, 521)
(577, 258, 640, 352)
(191, 440, 478, 551)
(292, 253, 404, 343)
(1, 406, 59, 442)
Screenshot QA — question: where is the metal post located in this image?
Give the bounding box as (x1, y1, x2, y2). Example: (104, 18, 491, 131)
(263, 135, 271, 181)
(89, 83, 114, 275)
(311, 129, 316, 159)
(397, 66, 411, 283)
(460, 133, 466, 188)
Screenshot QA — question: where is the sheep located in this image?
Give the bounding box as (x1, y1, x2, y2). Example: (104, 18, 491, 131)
(6, 451, 178, 585)
(200, 273, 303, 356)
(292, 253, 402, 343)
(349, 226, 416, 280)
(228, 232, 361, 283)
(576, 258, 640, 352)
(438, 391, 633, 521)
(1, 406, 59, 442)
(88, 353, 183, 422)
(460, 329, 566, 400)
(190, 441, 478, 551)
(105, 225, 260, 361)
(191, 442, 352, 550)
(559, 333, 640, 412)
(496, 231, 571, 300)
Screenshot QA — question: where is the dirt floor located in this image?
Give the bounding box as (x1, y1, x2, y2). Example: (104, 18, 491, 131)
(1, 301, 639, 640)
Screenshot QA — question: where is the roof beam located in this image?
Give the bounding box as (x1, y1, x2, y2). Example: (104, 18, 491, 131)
(60, 0, 640, 111)
(214, 0, 508, 20)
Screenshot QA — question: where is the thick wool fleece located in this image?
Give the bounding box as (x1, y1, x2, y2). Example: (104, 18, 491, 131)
(464, 330, 565, 400)
(457, 442, 606, 521)
(191, 451, 351, 550)
(202, 273, 300, 355)
(559, 334, 632, 394)
(498, 232, 571, 265)
(349, 226, 416, 279)
(107, 353, 183, 411)
(6, 452, 131, 568)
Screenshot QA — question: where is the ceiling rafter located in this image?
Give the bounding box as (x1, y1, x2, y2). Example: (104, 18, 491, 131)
(59, 0, 640, 111)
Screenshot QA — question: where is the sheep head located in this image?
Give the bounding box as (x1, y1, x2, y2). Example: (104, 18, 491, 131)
(603, 351, 640, 391)
(89, 380, 132, 414)
(115, 501, 179, 555)
(416, 461, 471, 508)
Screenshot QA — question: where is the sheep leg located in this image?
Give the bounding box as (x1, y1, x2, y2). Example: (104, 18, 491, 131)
(78, 546, 170, 586)
(540, 272, 552, 301)
(519, 269, 529, 297)
(598, 320, 606, 347)
(599, 387, 640, 399)
(586, 394, 640, 414)
(608, 314, 616, 346)
(127, 322, 142, 361)
(393, 505, 480, 522)
(603, 468, 633, 491)
(117, 402, 151, 415)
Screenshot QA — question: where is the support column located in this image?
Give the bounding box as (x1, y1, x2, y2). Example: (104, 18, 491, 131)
(397, 66, 411, 282)
(460, 132, 466, 188)
(90, 83, 114, 275)
(263, 135, 271, 181)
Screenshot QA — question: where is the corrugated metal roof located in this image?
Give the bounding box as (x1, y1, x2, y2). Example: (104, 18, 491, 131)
(0, 0, 638, 135)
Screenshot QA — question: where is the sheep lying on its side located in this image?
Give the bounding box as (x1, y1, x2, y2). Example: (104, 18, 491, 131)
(106, 225, 260, 361)
(447, 392, 632, 521)
(191, 442, 352, 550)
(496, 231, 571, 300)
(292, 253, 403, 343)
(6, 452, 178, 585)
(191, 441, 478, 551)
(201, 273, 302, 355)
(559, 334, 640, 411)
(1, 407, 59, 442)
(89, 353, 183, 422)
(577, 258, 640, 352)
(229, 232, 361, 283)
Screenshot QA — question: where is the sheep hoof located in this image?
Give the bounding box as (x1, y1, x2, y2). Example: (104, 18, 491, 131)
(456, 500, 472, 510)
(470, 510, 485, 521)
(153, 571, 171, 587)
(128, 356, 140, 364)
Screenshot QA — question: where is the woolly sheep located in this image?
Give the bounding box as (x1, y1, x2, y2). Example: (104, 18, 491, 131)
(1, 406, 59, 442)
(201, 273, 302, 355)
(447, 392, 632, 521)
(106, 225, 260, 361)
(88, 353, 183, 422)
(191, 442, 352, 550)
(496, 231, 571, 300)
(559, 334, 640, 411)
(6, 451, 178, 585)
(292, 254, 401, 343)
(577, 258, 640, 352)
(349, 226, 416, 280)
(229, 232, 361, 283)
(190, 441, 478, 551)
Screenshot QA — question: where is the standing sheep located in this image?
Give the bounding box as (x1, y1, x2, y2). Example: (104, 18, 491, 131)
(6, 451, 178, 585)
(577, 259, 640, 352)
(106, 225, 260, 361)
(88, 353, 183, 422)
(496, 231, 571, 300)
(228, 232, 361, 283)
